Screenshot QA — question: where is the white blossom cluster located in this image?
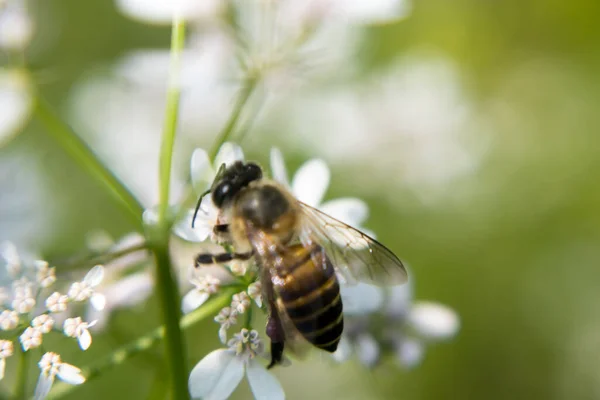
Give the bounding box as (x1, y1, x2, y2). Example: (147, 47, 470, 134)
(0, 242, 105, 399)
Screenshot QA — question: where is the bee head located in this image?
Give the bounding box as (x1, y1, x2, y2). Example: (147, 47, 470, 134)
(211, 161, 263, 208)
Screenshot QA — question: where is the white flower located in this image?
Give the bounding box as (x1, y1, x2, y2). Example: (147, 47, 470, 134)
(182, 273, 221, 314)
(20, 326, 42, 351)
(12, 284, 35, 314)
(228, 260, 248, 277)
(189, 329, 284, 400)
(174, 143, 245, 243)
(0, 309, 19, 330)
(45, 292, 69, 313)
(0, 1, 34, 50)
(35, 260, 56, 288)
(408, 301, 460, 340)
(214, 307, 238, 344)
(32, 314, 55, 334)
(0, 339, 13, 380)
(63, 317, 96, 350)
(231, 292, 251, 314)
(247, 281, 262, 308)
(0, 69, 32, 147)
(0, 241, 21, 277)
(34, 352, 85, 400)
(67, 265, 104, 301)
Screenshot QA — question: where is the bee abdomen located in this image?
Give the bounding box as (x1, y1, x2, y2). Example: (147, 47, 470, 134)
(279, 245, 344, 353)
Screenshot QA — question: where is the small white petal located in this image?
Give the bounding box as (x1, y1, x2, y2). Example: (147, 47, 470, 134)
(409, 302, 460, 340)
(142, 207, 159, 226)
(319, 198, 369, 228)
(78, 330, 92, 351)
(191, 148, 215, 193)
(0, 358, 5, 380)
(331, 335, 352, 363)
(83, 265, 104, 287)
(291, 159, 330, 207)
(182, 290, 210, 314)
(214, 142, 244, 169)
(34, 373, 54, 400)
(355, 334, 380, 368)
(385, 282, 413, 319)
(173, 204, 217, 243)
(0, 5, 34, 50)
(329, 0, 411, 24)
(269, 148, 290, 188)
(0, 70, 32, 147)
(246, 358, 285, 400)
(90, 293, 106, 311)
(57, 363, 85, 385)
(340, 282, 384, 315)
(189, 349, 244, 400)
(396, 338, 424, 368)
(116, 0, 222, 24)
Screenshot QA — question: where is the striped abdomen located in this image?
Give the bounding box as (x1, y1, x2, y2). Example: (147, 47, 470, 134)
(275, 243, 343, 352)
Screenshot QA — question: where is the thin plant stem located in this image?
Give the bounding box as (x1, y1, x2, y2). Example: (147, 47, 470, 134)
(208, 74, 259, 161)
(14, 344, 28, 400)
(34, 97, 144, 228)
(151, 14, 189, 400)
(47, 289, 236, 399)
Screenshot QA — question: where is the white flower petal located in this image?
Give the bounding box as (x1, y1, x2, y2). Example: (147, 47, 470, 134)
(78, 329, 92, 351)
(269, 148, 290, 188)
(409, 302, 460, 340)
(83, 265, 104, 287)
(385, 281, 413, 319)
(0, 70, 32, 147)
(329, 0, 411, 24)
(191, 148, 215, 193)
(90, 293, 106, 311)
(396, 338, 424, 368)
(34, 373, 54, 400)
(319, 198, 369, 227)
(116, 0, 222, 24)
(332, 335, 352, 363)
(189, 349, 244, 400)
(340, 282, 384, 315)
(291, 159, 330, 207)
(0, 358, 5, 380)
(246, 358, 285, 400)
(173, 205, 216, 243)
(355, 333, 380, 368)
(57, 363, 85, 385)
(214, 142, 244, 169)
(0, 5, 34, 50)
(182, 290, 210, 314)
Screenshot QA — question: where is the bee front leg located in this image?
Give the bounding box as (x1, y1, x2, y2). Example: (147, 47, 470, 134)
(194, 251, 252, 267)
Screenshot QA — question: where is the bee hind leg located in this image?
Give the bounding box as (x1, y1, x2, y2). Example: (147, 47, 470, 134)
(266, 304, 285, 369)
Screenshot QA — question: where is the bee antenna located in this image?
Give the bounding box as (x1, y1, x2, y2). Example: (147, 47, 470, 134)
(191, 189, 211, 228)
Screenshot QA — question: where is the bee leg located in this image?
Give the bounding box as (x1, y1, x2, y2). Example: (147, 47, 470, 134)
(194, 251, 253, 267)
(266, 303, 285, 369)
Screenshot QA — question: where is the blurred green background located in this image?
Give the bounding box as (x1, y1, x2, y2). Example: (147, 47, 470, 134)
(2, 0, 600, 399)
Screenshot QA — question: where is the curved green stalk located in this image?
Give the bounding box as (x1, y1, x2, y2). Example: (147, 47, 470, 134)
(151, 14, 189, 400)
(34, 98, 144, 228)
(47, 289, 236, 399)
(208, 74, 259, 161)
(14, 345, 28, 400)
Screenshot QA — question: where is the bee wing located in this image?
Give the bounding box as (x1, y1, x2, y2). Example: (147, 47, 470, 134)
(298, 202, 408, 286)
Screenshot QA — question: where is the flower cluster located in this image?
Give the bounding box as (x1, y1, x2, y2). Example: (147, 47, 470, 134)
(0, 242, 105, 398)
(177, 143, 460, 399)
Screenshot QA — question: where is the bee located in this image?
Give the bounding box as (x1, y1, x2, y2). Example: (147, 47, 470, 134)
(193, 161, 407, 367)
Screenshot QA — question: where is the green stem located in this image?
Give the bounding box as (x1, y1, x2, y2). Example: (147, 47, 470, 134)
(14, 345, 28, 400)
(151, 15, 188, 400)
(34, 98, 144, 228)
(208, 74, 259, 161)
(47, 290, 236, 399)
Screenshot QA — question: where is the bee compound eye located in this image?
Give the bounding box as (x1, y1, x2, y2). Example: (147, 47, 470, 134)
(212, 182, 231, 207)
